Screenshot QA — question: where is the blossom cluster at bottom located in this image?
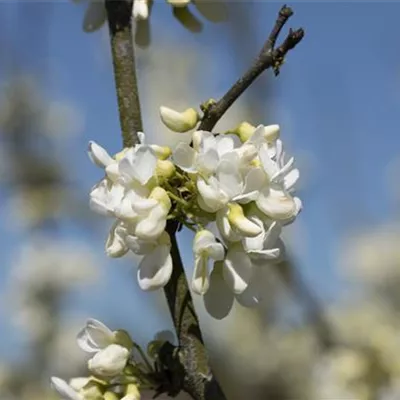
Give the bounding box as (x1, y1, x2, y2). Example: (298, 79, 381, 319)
(51, 319, 172, 400)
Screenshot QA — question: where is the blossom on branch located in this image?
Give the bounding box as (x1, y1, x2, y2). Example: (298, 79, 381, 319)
(88, 111, 302, 317)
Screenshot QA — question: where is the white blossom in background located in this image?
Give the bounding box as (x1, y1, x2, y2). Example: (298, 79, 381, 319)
(4, 236, 98, 341)
(88, 108, 302, 319)
(339, 224, 400, 287)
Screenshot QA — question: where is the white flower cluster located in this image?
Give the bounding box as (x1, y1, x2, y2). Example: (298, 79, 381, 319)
(133, 0, 192, 22)
(51, 319, 140, 400)
(89, 108, 301, 316)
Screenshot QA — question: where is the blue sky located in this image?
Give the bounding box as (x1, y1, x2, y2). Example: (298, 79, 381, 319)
(1, 1, 400, 362)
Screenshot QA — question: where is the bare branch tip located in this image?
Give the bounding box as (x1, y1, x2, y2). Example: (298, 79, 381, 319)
(280, 5, 294, 18)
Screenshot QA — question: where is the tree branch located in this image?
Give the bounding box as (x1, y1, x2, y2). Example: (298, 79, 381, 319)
(199, 5, 304, 132)
(105, 0, 143, 148)
(163, 221, 227, 400)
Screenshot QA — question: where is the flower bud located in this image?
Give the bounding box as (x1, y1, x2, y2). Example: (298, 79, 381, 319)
(151, 145, 172, 160)
(227, 203, 262, 237)
(167, 0, 190, 7)
(160, 106, 199, 133)
(104, 392, 119, 400)
(263, 124, 280, 142)
(88, 344, 130, 377)
(156, 159, 176, 181)
(121, 384, 141, 400)
(149, 187, 171, 213)
(88, 141, 113, 168)
(231, 122, 256, 143)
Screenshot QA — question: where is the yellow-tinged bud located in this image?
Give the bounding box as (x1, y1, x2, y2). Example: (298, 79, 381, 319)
(114, 329, 134, 351)
(263, 124, 280, 142)
(156, 159, 176, 181)
(151, 145, 171, 160)
(104, 391, 119, 400)
(230, 122, 256, 142)
(227, 203, 262, 237)
(160, 106, 199, 133)
(81, 381, 104, 400)
(149, 187, 171, 211)
(124, 383, 141, 400)
(167, 0, 190, 6)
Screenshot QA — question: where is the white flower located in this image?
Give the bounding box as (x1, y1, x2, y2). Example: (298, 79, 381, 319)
(132, 0, 149, 20)
(242, 217, 283, 263)
(126, 231, 173, 290)
(77, 318, 115, 353)
(192, 230, 225, 295)
(105, 221, 129, 257)
(160, 106, 199, 132)
(89, 179, 124, 217)
(114, 187, 171, 241)
(51, 377, 83, 400)
(172, 131, 234, 176)
(88, 344, 130, 377)
(256, 138, 301, 221)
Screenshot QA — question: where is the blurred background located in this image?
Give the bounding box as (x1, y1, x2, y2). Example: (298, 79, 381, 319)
(1, 1, 400, 399)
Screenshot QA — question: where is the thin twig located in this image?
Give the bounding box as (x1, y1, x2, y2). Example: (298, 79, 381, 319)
(198, 5, 304, 132)
(105, 0, 143, 147)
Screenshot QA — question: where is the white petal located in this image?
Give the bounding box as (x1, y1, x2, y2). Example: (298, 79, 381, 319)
(242, 216, 265, 252)
(197, 177, 228, 212)
(263, 221, 282, 248)
(125, 235, 156, 255)
(193, 230, 225, 260)
(284, 168, 300, 191)
(256, 188, 298, 221)
(119, 146, 157, 185)
(172, 142, 197, 173)
(138, 245, 172, 290)
(114, 195, 138, 220)
(273, 157, 295, 182)
(51, 377, 82, 400)
(88, 141, 113, 168)
(192, 255, 210, 295)
(234, 167, 266, 203)
(137, 132, 145, 144)
(216, 135, 234, 157)
(223, 244, 253, 294)
(199, 131, 217, 153)
(259, 143, 278, 178)
(216, 208, 241, 242)
(105, 163, 120, 182)
(216, 156, 243, 199)
(69, 378, 90, 392)
(248, 248, 280, 260)
(196, 148, 219, 175)
(203, 262, 234, 319)
(88, 344, 129, 377)
(247, 124, 265, 146)
(76, 319, 114, 353)
(133, 0, 148, 20)
(106, 222, 128, 258)
(134, 204, 168, 240)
